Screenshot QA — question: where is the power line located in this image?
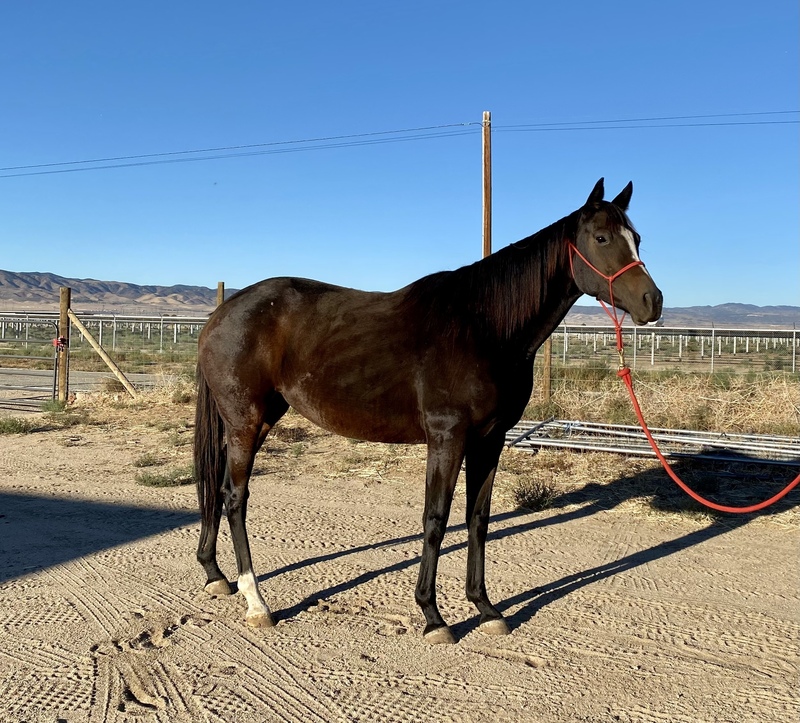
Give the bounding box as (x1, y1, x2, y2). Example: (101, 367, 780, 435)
(1, 111, 796, 179)
(495, 110, 799, 129)
(0, 129, 479, 178)
(496, 120, 798, 133)
(0, 122, 479, 173)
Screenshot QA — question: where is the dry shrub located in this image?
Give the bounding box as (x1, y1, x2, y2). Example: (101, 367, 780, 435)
(513, 477, 558, 511)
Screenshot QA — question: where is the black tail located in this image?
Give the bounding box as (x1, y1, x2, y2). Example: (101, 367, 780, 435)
(194, 364, 225, 527)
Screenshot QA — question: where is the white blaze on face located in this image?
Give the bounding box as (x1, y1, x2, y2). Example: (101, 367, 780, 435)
(619, 227, 641, 261)
(619, 227, 654, 280)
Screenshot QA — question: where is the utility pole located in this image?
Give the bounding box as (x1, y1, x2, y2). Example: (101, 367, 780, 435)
(482, 110, 492, 259)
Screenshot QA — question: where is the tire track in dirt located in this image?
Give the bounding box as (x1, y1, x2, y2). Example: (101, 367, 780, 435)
(88, 612, 223, 722)
(45, 559, 139, 636)
(27, 548, 213, 721)
(556, 590, 799, 678)
(210, 624, 346, 723)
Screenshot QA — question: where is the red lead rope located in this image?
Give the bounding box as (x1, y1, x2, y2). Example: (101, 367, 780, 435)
(569, 242, 800, 513)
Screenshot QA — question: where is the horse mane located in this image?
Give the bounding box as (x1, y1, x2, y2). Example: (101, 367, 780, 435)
(404, 211, 578, 343)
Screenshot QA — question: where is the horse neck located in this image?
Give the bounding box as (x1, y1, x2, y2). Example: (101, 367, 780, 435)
(471, 213, 581, 355)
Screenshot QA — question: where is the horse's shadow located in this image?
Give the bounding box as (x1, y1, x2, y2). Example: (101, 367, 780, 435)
(266, 457, 797, 637)
(0, 492, 198, 584)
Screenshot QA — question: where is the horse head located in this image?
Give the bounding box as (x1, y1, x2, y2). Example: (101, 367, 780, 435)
(570, 178, 663, 325)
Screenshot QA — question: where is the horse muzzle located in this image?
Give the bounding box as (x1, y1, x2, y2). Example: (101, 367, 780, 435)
(629, 286, 663, 325)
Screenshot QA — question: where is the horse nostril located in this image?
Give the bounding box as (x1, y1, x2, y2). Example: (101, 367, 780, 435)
(643, 290, 663, 318)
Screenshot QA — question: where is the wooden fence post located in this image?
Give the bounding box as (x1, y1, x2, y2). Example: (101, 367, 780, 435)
(541, 337, 552, 404)
(217, 282, 225, 307)
(57, 287, 71, 403)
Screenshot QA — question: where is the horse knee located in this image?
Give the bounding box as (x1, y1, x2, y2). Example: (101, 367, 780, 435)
(421, 514, 449, 549)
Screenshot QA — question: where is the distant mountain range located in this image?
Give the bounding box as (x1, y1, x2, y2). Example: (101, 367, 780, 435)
(0, 269, 797, 328)
(565, 303, 800, 329)
(0, 269, 226, 314)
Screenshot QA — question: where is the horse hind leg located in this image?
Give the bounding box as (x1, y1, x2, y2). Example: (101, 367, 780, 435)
(226, 395, 289, 627)
(198, 488, 232, 597)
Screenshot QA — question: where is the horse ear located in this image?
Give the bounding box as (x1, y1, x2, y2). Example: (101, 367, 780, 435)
(586, 178, 604, 207)
(611, 181, 633, 211)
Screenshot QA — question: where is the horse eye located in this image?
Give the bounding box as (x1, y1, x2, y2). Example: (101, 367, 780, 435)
(595, 235, 608, 245)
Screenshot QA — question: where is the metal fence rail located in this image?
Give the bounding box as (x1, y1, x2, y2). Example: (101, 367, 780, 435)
(506, 419, 800, 466)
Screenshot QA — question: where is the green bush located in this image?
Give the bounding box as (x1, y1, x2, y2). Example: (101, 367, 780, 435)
(135, 465, 194, 487)
(0, 417, 37, 434)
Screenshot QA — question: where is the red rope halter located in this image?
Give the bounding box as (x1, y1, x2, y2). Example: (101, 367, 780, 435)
(568, 242, 644, 357)
(568, 241, 800, 514)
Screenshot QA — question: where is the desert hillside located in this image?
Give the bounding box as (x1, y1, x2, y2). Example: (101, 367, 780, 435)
(0, 268, 798, 327)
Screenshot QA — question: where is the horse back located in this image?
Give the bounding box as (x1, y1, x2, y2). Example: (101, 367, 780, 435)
(199, 277, 526, 444)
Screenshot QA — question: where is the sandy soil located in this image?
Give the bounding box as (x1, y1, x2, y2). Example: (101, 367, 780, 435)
(0, 397, 797, 723)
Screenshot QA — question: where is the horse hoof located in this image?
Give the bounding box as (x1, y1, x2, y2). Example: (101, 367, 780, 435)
(204, 579, 233, 597)
(480, 618, 511, 636)
(424, 626, 456, 645)
(246, 612, 275, 628)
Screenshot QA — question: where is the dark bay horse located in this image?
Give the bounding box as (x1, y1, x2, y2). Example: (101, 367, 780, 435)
(194, 178, 663, 643)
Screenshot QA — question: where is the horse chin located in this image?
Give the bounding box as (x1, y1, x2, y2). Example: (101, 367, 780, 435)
(611, 301, 659, 326)
(630, 310, 661, 326)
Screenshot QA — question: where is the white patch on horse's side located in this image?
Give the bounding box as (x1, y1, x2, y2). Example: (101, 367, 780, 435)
(238, 571, 271, 618)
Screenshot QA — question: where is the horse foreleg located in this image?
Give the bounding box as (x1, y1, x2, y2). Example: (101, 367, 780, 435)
(415, 432, 465, 644)
(225, 435, 274, 628)
(465, 433, 510, 635)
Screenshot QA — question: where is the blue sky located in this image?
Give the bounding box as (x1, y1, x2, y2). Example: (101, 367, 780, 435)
(1, 1, 797, 307)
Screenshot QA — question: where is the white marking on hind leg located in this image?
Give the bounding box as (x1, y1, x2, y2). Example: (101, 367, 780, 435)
(238, 571, 275, 627)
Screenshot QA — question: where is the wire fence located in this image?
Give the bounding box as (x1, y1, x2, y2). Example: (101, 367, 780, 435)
(545, 324, 797, 375)
(531, 324, 798, 401)
(0, 313, 797, 430)
(0, 316, 59, 408)
(0, 312, 205, 376)
(2, 313, 796, 377)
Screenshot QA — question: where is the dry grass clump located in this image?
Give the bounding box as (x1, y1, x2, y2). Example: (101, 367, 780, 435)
(621, 374, 799, 435)
(528, 372, 799, 435)
(133, 452, 162, 468)
(68, 370, 196, 414)
(135, 464, 194, 487)
(0, 417, 37, 434)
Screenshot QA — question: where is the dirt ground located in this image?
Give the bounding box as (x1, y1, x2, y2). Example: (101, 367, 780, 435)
(0, 394, 798, 723)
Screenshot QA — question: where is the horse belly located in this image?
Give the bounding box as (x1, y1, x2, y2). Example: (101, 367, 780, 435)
(282, 379, 425, 443)
(278, 350, 426, 444)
